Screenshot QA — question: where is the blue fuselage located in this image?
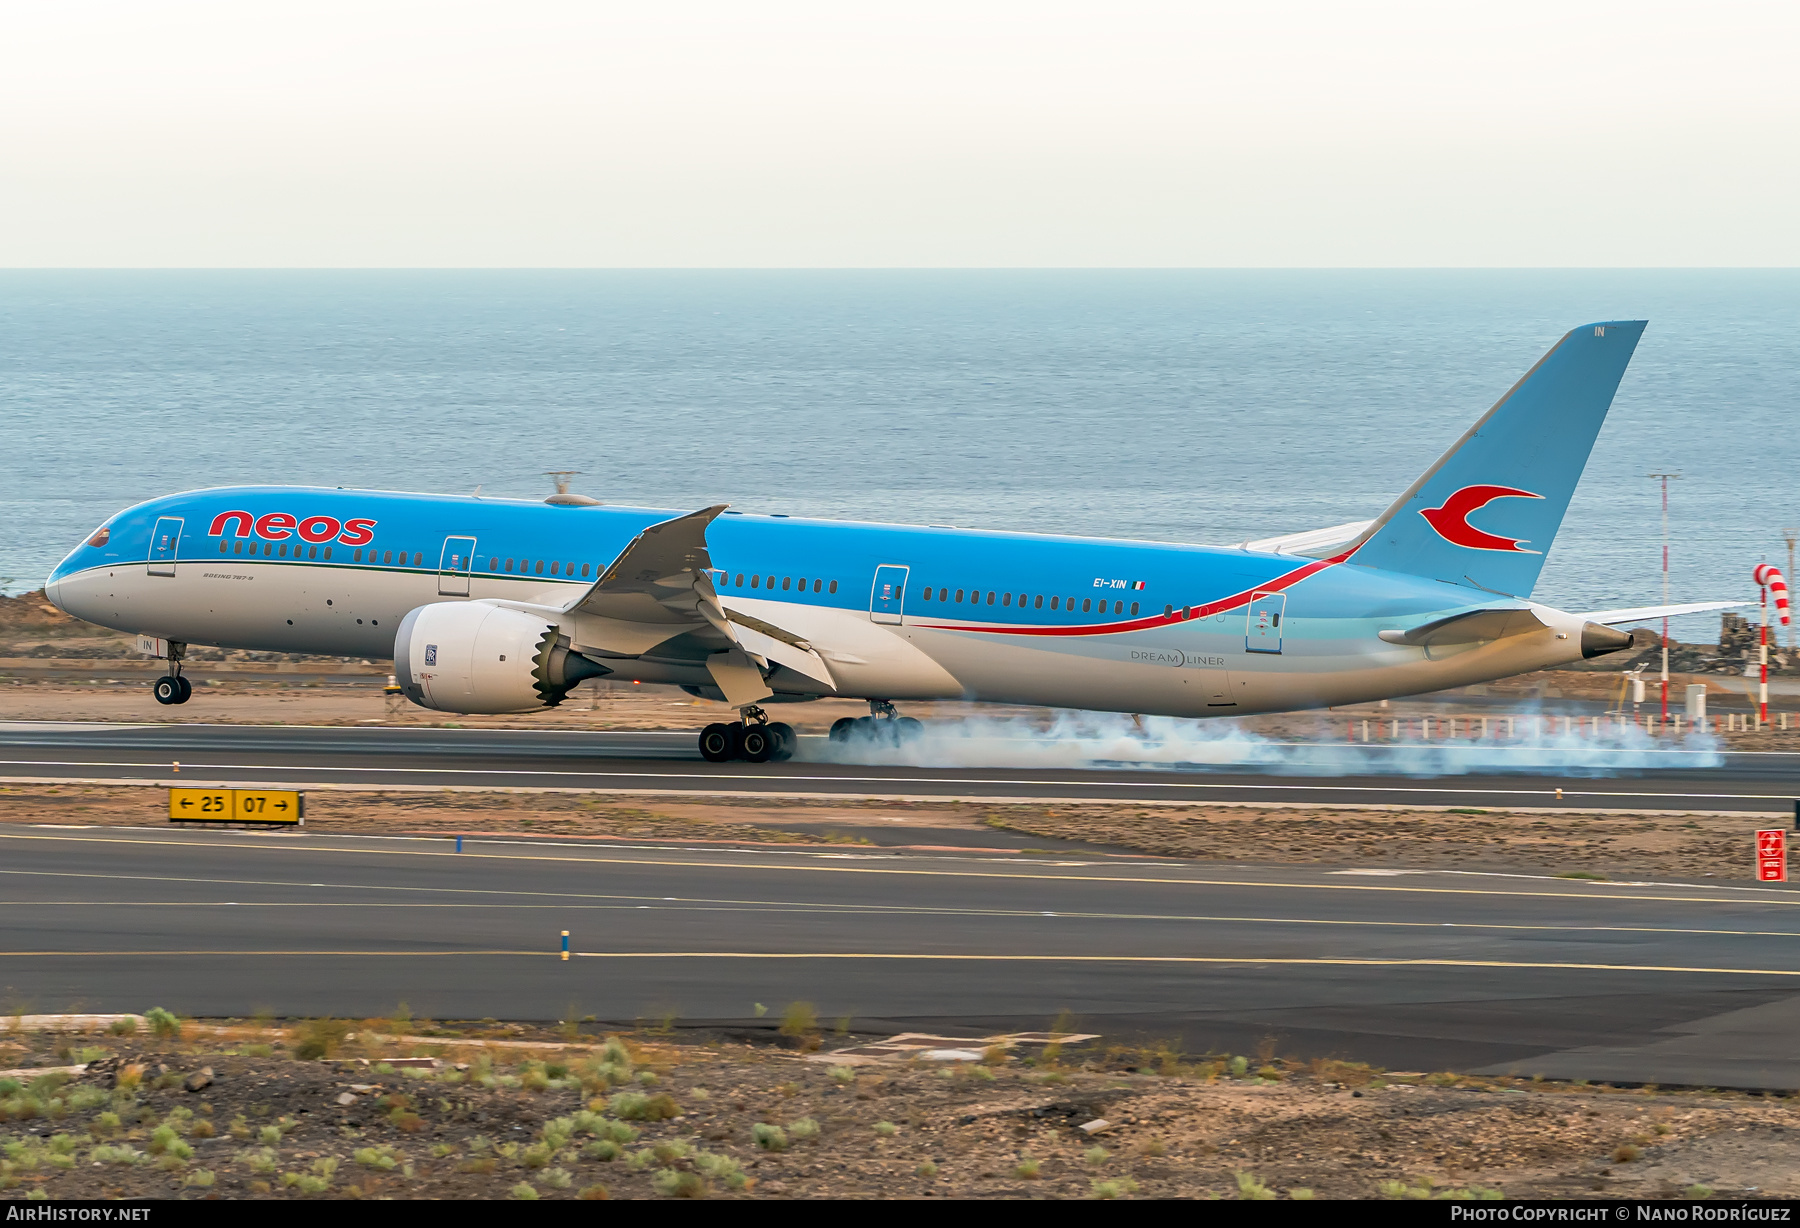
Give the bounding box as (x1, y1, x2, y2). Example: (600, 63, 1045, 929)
(45, 486, 1590, 718)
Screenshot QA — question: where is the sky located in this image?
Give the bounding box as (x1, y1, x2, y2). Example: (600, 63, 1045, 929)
(2, 1, 1797, 267)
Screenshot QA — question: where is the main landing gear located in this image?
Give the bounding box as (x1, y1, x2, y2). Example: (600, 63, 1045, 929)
(151, 649, 192, 706)
(698, 706, 796, 763)
(828, 699, 923, 747)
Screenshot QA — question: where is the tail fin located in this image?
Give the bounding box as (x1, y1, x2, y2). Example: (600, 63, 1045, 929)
(1345, 320, 1645, 597)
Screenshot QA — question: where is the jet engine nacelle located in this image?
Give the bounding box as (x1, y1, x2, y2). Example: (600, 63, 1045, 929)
(394, 602, 609, 714)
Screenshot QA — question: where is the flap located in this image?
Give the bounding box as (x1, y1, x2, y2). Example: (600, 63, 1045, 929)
(728, 614, 836, 689)
(706, 649, 774, 706)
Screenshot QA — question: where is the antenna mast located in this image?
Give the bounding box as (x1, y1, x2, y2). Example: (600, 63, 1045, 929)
(1647, 472, 1681, 725)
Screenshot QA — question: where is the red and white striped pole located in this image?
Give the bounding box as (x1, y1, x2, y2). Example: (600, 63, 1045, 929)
(1753, 565, 1790, 727)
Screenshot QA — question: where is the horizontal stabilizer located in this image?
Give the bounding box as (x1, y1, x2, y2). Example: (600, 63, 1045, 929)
(1577, 601, 1748, 626)
(1378, 607, 1545, 647)
(1240, 520, 1373, 558)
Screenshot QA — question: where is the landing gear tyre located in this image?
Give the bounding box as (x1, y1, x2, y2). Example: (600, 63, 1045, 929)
(828, 717, 856, 743)
(766, 722, 796, 762)
(853, 715, 898, 746)
(739, 724, 774, 763)
(895, 716, 923, 743)
(175, 676, 193, 704)
(698, 722, 735, 762)
(153, 676, 184, 706)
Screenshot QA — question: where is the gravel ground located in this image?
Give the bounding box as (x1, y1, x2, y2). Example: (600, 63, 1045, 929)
(0, 1019, 1793, 1201)
(0, 783, 1772, 882)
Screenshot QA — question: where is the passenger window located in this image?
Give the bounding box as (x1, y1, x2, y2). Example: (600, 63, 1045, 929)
(828, 580, 837, 594)
(219, 541, 228, 554)
(383, 550, 392, 564)
(1034, 595, 1043, 609)
(1164, 605, 1173, 617)
(551, 561, 559, 575)
(582, 563, 591, 577)
(922, 587, 932, 600)
(1130, 602, 1139, 616)
(308, 545, 318, 559)
(1003, 593, 1012, 606)
(750, 575, 760, 588)
(534, 560, 544, 574)
(1018, 594, 1026, 607)
(565, 562, 573, 575)
(504, 559, 513, 572)
(813, 579, 822, 593)
(766, 575, 775, 589)
(782, 577, 791, 591)
(265, 543, 274, 557)
(797, 577, 806, 590)
(955, 589, 964, 602)
(1082, 598, 1092, 612)
(282, 544, 292, 558)
(234, 541, 243, 554)
(986, 592, 995, 605)
(1050, 596, 1059, 610)
(735, 573, 745, 586)
(410, 552, 420, 566)
(322, 546, 331, 561)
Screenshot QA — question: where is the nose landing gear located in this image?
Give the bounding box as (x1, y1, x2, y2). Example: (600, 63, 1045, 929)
(151, 644, 192, 706)
(697, 706, 796, 763)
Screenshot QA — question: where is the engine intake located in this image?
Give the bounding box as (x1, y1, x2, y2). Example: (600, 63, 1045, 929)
(395, 602, 610, 714)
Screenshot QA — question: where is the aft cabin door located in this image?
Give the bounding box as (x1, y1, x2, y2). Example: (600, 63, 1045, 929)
(1246, 591, 1284, 653)
(870, 565, 909, 625)
(438, 536, 477, 596)
(147, 517, 183, 577)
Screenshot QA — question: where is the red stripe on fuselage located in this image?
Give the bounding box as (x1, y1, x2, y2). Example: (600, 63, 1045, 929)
(910, 551, 1351, 637)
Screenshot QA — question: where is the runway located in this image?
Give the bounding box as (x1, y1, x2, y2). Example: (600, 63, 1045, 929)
(7, 823, 1800, 1088)
(0, 721, 1795, 814)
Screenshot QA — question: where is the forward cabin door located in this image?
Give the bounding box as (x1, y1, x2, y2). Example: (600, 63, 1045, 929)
(147, 517, 183, 577)
(439, 536, 477, 596)
(870, 565, 909, 625)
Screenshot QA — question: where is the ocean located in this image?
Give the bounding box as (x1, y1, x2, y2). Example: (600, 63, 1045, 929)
(3, 270, 1795, 640)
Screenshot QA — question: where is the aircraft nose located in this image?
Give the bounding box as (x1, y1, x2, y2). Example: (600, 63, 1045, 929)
(43, 579, 66, 614)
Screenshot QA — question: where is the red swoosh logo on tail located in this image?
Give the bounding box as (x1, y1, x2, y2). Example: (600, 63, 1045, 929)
(1419, 485, 1544, 553)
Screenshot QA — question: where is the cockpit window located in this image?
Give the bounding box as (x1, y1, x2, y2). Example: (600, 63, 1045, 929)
(86, 527, 110, 547)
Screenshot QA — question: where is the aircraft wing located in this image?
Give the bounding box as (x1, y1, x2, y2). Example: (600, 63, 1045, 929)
(556, 504, 835, 696)
(1576, 601, 1748, 625)
(566, 503, 727, 628)
(1239, 520, 1373, 558)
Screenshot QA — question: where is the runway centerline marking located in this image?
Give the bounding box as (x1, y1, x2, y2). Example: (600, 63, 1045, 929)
(0, 830, 1793, 911)
(13, 896, 1800, 940)
(0, 758, 1789, 803)
(0, 950, 1794, 978)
